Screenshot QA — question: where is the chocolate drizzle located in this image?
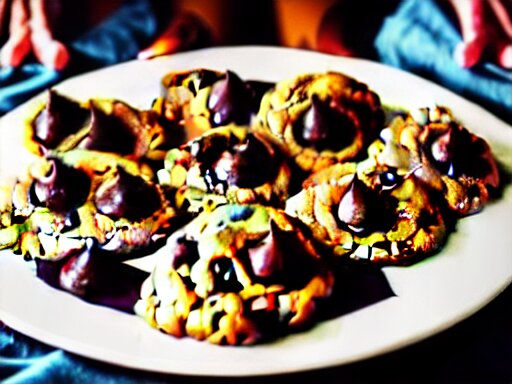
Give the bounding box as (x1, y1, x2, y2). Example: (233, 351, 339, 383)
(94, 166, 161, 221)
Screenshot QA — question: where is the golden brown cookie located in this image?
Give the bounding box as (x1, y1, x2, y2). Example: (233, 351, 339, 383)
(407, 106, 500, 216)
(135, 204, 334, 345)
(158, 125, 291, 213)
(287, 125, 448, 265)
(0, 151, 176, 259)
(257, 72, 384, 173)
(158, 68, 272, 135)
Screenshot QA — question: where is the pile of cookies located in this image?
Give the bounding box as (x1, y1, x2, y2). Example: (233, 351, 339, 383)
(0, 68, 500, 345)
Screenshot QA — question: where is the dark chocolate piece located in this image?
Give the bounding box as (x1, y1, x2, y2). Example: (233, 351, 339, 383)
(33, 90, 90, 149)
(293, 95, 358, 152)
(208, 71, 253, 126)
(94, 166, 161, 221)
(32, 158, 91, 213)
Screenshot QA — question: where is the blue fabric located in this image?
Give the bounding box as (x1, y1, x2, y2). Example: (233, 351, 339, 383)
(69, 0, 160, 69)
(0, 65, 61, 114)
(375, 0, 512, 124)
(0, 323, 168, 383)
(0, 0, 161, 116)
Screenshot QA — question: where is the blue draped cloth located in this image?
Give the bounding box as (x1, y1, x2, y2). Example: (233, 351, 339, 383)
(375, 0, 512, 124)
(0, 322, 168, 383)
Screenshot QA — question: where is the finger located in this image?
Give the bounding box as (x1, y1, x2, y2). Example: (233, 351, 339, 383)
(9, 0, 29, 34)
(488, 0, 512, 38)
(29, 0, 69, 70)
(32, 39, 70, 70)
(449, 0, 484, 43)
(497, 43, 512, 68)
(0, 0, 31, 67)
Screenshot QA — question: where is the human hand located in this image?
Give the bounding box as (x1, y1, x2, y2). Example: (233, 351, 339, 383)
(0, 0, 69, 70)
(449, 0, 512, 68)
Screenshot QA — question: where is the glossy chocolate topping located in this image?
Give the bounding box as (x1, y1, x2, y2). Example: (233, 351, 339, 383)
(33, 90, 90, 149)
(208, 70, 253, 126)
(337, 176, 395, 235)
(427, 124, 496, 182)
(94, 166, 161, 221)
(32, 158, 91, 213)
(248, 219, 318, 289)
(209, 133, 281, 190)
(337, 177, 369, 231)
(228, 133, 280, 188)
(84, 102, 142, 155)
(56, 239, 149, 313)
(294, 95, 357, 151)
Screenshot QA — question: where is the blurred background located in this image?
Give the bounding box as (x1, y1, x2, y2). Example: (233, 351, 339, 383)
(1, 0, 510, 121)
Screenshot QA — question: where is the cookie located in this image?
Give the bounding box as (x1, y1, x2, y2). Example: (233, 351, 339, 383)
(135, 204, 334, 345)
(157, 68, 273, 135)
(257, 72, 384, 173)
(287, 120, 449, 265)
(25, 90, 171, 161)
(0, 151, 176, 259)
(407, 106, 500, 216)
(158, 125, 291, 213)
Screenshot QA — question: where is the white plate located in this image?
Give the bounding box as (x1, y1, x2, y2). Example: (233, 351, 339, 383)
(0, 47, 511, 377)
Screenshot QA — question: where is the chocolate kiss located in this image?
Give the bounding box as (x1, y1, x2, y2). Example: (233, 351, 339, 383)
(297, 95, 356, 151)
(248, 221, 285, 279)
(431, 127, 456, 164)
(33, 158, 91, 213)
(94, 166, 161, 221)
(57, 239, 149, 313)
(248, 219, 317, 288)
(33, 90, 90, 149)
(429, 124, 477, 179)
(337, 176, 372, 232)
(85, 101, 145, 156)
(302, 95, 330, 144)
(208, 70, 252, 126)
(430, 125, 497, 183)
(227, 133, 279, 188)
